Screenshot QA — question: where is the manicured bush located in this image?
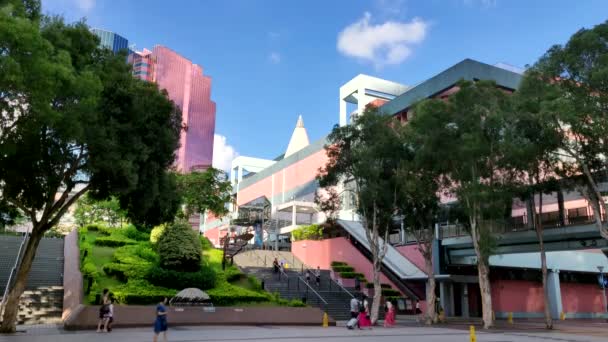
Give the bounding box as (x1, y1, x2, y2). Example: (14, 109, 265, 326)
(150, 224, 167, 245)
(288, 299, 307, 307)
(83, 223, 108, 233)
(381, 289, 401, 297)
(331, 265, 354, 273)
(200, 236, 213, 250)
(247, 276, 263, 291)
(225, 266, 243, 282)
(145, 265, 216, 290)
(111, 279, 177, 305)
(339, 272, 365, 280)
(381, 283, 392, 289)
(95, 235, 137, 247)
(103, 262, 149, 281)
(365, 282, 375, 289)
(157, 220, 202, 272)
(385, 296, 402, 303)
(122, 224, 149, 241)
(207, 284, 270, 306)
(81, 260, 98, 278)
(291, 224, 323, 241)
(330, 261, 347, 267)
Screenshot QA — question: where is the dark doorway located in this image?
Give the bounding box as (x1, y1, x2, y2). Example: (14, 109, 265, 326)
(453, 283, 463, 316)
(468, 284, 482, 317)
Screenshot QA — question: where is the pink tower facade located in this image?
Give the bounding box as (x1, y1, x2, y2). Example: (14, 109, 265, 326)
(129, 46, 216, 172)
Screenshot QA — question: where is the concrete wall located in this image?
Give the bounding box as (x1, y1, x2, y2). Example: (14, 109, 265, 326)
(561, 282, 606, 314)
(204, 226, 227, 248)
(62, 229, 83, 321)
(291, 237, 399, 290)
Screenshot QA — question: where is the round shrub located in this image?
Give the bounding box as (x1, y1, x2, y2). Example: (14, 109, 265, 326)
(150, 224, 167, 245)
(157, 220, 202, 271)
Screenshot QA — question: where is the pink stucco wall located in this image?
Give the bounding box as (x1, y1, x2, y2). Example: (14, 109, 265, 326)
(491, 279, 545, 313)
(292, 237, 399, 290)
(395, 245, 427, 274)
(490, 279, 606, 314)
(561, 283, 606, 313)
(204, 227, 227, 248)
(236, 149, 328, 206)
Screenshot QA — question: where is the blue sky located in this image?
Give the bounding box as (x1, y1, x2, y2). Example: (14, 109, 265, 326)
(43, 0, 608, 170)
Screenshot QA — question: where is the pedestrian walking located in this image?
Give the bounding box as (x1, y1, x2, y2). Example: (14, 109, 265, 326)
(153, 297, 168, 342)
(357, 296, 372, 329)
(347, 296, 359, 330)
(315, 266, 321, 287)
(384, 301, 395, 328)
(306, 270, 311, 283)
(354, 277, 361, 291)
(272, 258, 279, 273)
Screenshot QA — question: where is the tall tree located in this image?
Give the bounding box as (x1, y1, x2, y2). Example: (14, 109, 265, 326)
(409, 80, 515, 329)
(317, 106, 401, 324)
(507, 70, 564, 329)
(0, 1, 181, 332)
(395, 123, 442, 324)
(532, 20, 608, 240)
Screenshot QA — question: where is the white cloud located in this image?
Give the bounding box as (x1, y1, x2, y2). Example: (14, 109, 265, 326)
(213, 134, 238, 172)
(337, 12, 428, 68)
(269, 52, 281, 64)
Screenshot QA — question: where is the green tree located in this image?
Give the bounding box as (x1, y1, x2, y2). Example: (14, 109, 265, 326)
(409, 80, 515, 329)
(395, 122, 442, 324)
(175, 167, 232, 219)
(507, 70, 565, 329)
(531, 20, 608, 241)
(74, 194, 126, 227)
(0, 1, 181, 332)
(317, 106, 401, 324)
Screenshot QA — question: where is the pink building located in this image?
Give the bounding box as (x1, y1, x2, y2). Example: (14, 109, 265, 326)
(129, 46, 216, 172)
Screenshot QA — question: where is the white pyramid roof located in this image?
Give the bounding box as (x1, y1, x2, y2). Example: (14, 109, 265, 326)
(285, 115, 310, 158)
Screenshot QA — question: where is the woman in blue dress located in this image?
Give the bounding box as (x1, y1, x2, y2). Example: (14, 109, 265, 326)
(153, 297, 168, 342)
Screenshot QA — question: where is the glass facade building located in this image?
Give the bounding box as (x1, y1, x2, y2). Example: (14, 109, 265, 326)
(128, 46, 216, 172)
(91, 28, 129, 53)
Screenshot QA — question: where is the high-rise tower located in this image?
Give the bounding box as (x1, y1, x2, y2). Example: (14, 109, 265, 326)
(91, 28, 129, 53)
(128, 46, 216, 172)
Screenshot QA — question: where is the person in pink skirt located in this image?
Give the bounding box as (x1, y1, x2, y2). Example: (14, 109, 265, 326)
(357, 296, 372, 329)
(384, 301, 396, 328)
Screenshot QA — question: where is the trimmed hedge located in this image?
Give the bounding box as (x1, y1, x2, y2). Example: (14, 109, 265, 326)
(331, 261, 347, 267)
(207, 284, 270, 306)
(112, 279, 177, 305)
(381, 283, 392, 289)
(122, 225, 149, 241)
(145, 266, 216, 290)
(291, 224, 323, 241)
(225, 267, 243, 282)
(81, 260, 98, 278)
(332, 265, 354, 273)
(95, 235, 137, 247)
(339, 272, 365, 280)
(381, 289, 401, 297)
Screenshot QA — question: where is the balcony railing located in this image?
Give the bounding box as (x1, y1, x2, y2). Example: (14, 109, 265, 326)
(439, 212, 603, 239)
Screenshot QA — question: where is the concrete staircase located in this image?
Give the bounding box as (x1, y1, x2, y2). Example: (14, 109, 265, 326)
(235, 250, 365, 321)
(0, 234, 65, 325)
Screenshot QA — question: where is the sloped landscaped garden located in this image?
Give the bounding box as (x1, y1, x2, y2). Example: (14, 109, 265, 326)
(78, 222, 293, 306)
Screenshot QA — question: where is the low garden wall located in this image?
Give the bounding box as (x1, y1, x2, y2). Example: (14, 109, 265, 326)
(62, 228, 83, 321)
(64, 305, 334, 330)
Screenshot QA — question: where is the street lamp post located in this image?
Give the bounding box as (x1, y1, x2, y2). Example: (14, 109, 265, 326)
(598, 266, 607, 316)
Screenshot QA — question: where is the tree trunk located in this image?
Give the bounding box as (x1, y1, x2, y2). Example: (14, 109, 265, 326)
(533, 192, 553, 329)
(470, 215, 493, 329)
(371, 260, 382, 325)
(424, 255, 437, 324)
(581, 164, 608, 240)
(0, 229, 44, 333)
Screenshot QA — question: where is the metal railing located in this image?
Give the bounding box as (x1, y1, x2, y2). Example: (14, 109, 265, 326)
(0, 231, 29, 318)
(277, 266, 328, 307)
(439, 212, 605, 239)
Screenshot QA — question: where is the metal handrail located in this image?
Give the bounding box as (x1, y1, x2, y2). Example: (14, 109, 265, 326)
(300, 261, 355, 298)
(0, 231, 29, 317)
(278, 266, 328, 305)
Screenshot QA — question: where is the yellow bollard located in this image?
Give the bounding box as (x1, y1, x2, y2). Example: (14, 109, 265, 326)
(322, 312, 329, 327)
(438, 309, 445, 323)
(560, 311, 566, 320)
(507, 312, 513, 324)
(469, 325, 476, 342)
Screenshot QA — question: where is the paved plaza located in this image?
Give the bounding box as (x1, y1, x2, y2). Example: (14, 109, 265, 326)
(1, 325, 608, 342)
